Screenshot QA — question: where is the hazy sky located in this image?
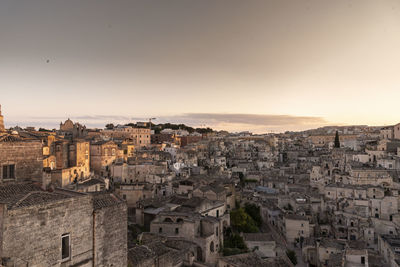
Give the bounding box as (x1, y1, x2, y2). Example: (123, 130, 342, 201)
(1, 0, 400, 133)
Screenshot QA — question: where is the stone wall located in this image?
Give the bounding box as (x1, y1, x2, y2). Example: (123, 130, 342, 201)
(94, 201, 128, 266)
(0, 140, 43, 183)
(1, 195, 93, 266)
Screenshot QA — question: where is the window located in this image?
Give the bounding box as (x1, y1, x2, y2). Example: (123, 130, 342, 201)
(61, 234, 70, 261)
(216, 227, 219, 236)
(175, 228, 179, 234)
(2, 164, 15, 179)
(210, 241, 214, 252)
(122, 194, 126, 200)
(159, 227, 162, 233)
(361, 256, 365, 264)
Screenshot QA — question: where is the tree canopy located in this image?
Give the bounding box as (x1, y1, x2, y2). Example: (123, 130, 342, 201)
(230, 208, 259, 233)
(244, 203, 262, 227)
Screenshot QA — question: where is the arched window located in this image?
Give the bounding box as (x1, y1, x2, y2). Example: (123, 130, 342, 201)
(164, 218, 173, 223)
(177, 218, 183, 223)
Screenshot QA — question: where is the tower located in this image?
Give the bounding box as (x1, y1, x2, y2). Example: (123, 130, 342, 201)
(0, 104, 5, 132)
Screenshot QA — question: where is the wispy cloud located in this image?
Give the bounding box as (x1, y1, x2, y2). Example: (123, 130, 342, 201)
(169, 113, 326, 126)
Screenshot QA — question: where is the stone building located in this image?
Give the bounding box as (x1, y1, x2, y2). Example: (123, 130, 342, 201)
(59, 119, 88, 139)
(90, 140, 119, 176)
(0, 105, 5, 132)
(284, 214, 310, 243)
(394, 123, 400, 140)
(50, 139, 91, 187)
(149, 211, 226, 265)
(0, 182, 127, 266)
(93, 192, 128, 266)
(102, 126, 151, 147)
(378, 235, 400, 267)
(0, 134, 43, 184)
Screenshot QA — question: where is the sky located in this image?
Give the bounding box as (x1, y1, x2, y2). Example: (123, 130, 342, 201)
(1, 0, 400, 133)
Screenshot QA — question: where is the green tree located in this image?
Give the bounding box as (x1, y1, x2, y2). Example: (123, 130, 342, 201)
(230, 208, 259, 233)
(244, 203, 262, 227)
(334, 131, 340, 148)
(223, 233, 248, 256)
(286, 250, 297, 265)
(105, 123, 114, 130)
(224, 233, 247, 250)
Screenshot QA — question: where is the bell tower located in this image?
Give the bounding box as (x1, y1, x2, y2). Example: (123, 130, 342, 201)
(0, 104, 5, 132)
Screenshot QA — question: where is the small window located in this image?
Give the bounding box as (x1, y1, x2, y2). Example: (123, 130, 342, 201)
(2, 165, 15, 179)
(159, 227, 162, 233)
(61, 234, 70, 261)
(175, 228, 179, 234)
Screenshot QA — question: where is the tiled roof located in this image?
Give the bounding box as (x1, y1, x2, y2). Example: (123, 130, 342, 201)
(92, 193, 124, 210)
(77, 178, 104, 188)
(128, 246, 156, 265)
(243, 233, 274, 242)
(0, 183, 75, 209)
(0, 134, 26, 142)
(220, 252, 274, 267)
(14, 191, 70, 208)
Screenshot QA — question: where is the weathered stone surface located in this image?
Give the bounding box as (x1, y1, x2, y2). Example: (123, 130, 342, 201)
(0, 140, 43, 183)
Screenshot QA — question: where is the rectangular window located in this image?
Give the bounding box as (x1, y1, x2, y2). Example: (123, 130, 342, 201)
(61, 234, 70, 261)
(2, 164, 15, 179)
(3, 165, 8, 178)
(159, 227, 162, 233)
(175, 228, 179, 234)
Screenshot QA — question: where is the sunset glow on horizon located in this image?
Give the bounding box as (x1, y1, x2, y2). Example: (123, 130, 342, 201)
(1, 0, 400, 133)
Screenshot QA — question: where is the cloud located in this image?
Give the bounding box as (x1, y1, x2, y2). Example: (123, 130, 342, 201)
(171, 113, 326, 126)
(6, 113, 327, 133)
(153, 113, 327, 133)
